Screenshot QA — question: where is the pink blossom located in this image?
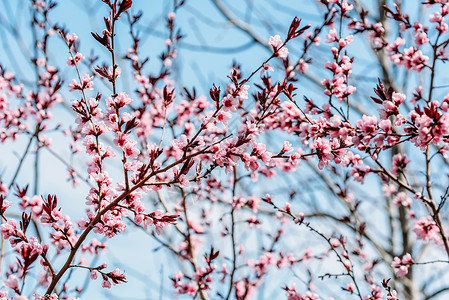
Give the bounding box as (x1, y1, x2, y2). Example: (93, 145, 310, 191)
(167, 12, 176, 20)
(414, 32, 429, 46)
(215, 110, 232, 126)
(91, 269, 99, 280)
(391, 153, 410, 175)
(330, 238, 340, 248)
(102, 279, 111, 288)
(277, 47, 289, 58)
(222, 94, 239, 112)
(403, 47, 429, 72)
(109, 66, 121, 79)
(268, 35, 283, 48)
(387, 290, 399, 300)
(393, 192, 412, 207)
(397, 265, 409, 277)
(263, 63, 274, 72)
(281, 141, 294, 153)
(413, 216, 440, 242)
(341, 0, 354, 12)
(356, 115, 378, 136)
(67, 52, 85, 66)
(297, 58, 308, 73)
(430, 11, 443, 23)
(66, 33, 78, 44)
(3, 275, 19, 291)
(237, 84, 250, 100)
(1, 219, 18, 239)
(326, 28, 338, 43)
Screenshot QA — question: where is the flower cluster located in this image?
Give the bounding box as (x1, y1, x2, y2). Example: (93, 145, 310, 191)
(1, 1, 449, 300)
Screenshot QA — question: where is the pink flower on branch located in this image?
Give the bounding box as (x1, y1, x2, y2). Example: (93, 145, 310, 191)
(413, 216, 441, 243)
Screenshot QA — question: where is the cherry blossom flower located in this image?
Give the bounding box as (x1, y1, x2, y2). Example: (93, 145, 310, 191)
(413, 216, 441, 242)
(268, 35, 283, 48)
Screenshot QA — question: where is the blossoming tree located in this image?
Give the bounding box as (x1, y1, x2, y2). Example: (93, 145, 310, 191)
(1, 0, 449, 299)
